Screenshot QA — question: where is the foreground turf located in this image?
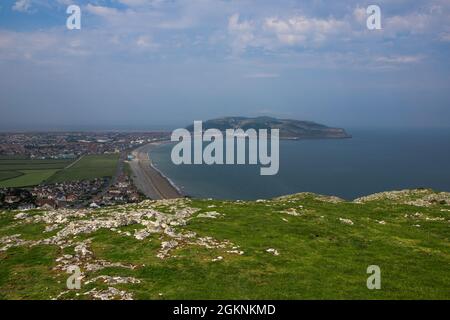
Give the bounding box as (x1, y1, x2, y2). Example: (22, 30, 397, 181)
(0, 189, 449, 300)
(47, 154, 119, 183)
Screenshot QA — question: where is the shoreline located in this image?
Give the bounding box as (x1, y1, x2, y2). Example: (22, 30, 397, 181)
(145, 142, 184, 196)
(129, 141, 182, 200)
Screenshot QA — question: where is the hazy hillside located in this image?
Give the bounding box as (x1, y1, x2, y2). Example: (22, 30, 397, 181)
(186, 117, 351, 139)
(1, 189, 449, 300)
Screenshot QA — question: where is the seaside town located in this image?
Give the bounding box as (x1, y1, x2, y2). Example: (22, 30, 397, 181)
(0, 175, 142, 210)
(0, 132, 170, 159)
(0, 132, 170, 210)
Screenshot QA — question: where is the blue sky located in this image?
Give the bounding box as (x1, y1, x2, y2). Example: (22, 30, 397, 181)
(0, 0, 450, 130)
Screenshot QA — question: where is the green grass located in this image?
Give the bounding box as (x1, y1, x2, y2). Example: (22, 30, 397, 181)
(0, 190, 449, 300)
(0, 159, 72, 171)
(0, 155, 118, 186)
(0, 156, 30, 160)
(0, 245, 62, 300)
(47, 154, 119, 183)
(0, 159, 74, 187)
(0, 170, 60, 188)
(0, 171, 23, 182)
(124, 162, 134, 178)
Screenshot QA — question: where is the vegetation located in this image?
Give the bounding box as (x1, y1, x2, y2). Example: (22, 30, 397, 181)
(0, 171, 23, 182)
(186, 116, 351, 139)
(0, 159, 71, 171)
(0, 170, 59, 188)
(0, 156, 30, 160)
(47, 154, 119, 183)
(0, 155, 119, 187)
(0, 189, 448, 299)
(124, 162, 133, 178)
(0, 159, 72, 187)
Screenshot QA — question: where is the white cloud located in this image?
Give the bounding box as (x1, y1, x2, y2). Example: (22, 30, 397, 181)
(264, 15, 348, 46)
(119, 0, 150, 6)
(440, 32, 450, 41)
(12, 0, 31, 12)
(228, 13, 255, 54)
(226, 13, 351, 53)
(384, 13, 432, 35)
(135, 35, 159, 50)
(1, 1, 449, 71)
(353, 7, 366, 24)
(118, 0, 165, 8)
(244, 73, 280, 78)
(375, 55, 423, 64)
(56, 0, 73, 5)
(85, 4, 120, 17)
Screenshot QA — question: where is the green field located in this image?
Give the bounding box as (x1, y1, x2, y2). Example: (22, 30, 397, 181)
(0, 159, 72, 187)
(0, 154, 119, 187)
(46, 154, 119, 183)
(0, 159, 71, 171)
(0, 170, 60, 188)
(0, 171, 23, 182)
(0, 156, 30, 160)
(0, 189, 448, 300)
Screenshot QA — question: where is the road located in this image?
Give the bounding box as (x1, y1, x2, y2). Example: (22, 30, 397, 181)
(129, 143, 182, 200)
(64, 155, 84, 169)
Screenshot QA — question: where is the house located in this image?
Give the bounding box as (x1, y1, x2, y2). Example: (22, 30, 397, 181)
(129, 194, 140, 202)
(56, 194, 67, 202)
(36, 199, 58, 209)
(66, 194, 77, 202)
(4, 195, 20, 204)
(89, 202, 100, 209)
(18, 203, 36, 210)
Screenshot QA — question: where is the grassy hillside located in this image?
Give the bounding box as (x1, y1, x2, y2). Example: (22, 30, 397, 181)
(0, 189, 449, 300)
(47, 154, 119, 183)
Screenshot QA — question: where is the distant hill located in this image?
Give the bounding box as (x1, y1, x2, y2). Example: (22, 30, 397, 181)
(186, 116, 351, 139)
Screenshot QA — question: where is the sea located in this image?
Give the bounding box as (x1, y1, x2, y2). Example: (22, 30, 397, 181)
(148, 128, 450, 200)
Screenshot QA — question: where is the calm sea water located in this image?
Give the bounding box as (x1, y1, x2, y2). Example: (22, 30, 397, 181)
(149, 128, 450, 200)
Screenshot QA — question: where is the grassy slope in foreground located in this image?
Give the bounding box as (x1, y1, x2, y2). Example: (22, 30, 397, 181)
(0, 189, 449, 300)
(47, 154, 119, 183)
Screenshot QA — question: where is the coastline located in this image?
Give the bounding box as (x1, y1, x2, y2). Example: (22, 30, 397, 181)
(145, 142, 184, 196)
(129, 142, 182, 200)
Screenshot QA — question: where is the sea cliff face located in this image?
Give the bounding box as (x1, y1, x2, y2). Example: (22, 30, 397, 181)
(0, 189, 448, 300)
(186, 116, 351, 139)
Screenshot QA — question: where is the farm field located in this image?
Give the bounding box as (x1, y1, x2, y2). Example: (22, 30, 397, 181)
(46, 154, 119, 183)
(0, 159, 72, 171)
(0, 156, 30, 160)
(0, 170, 60, 188)
(0, 171, 23, 182)
(0, 159, 73, 188)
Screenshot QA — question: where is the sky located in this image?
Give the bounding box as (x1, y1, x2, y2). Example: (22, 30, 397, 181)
(0, 0, 450, 131)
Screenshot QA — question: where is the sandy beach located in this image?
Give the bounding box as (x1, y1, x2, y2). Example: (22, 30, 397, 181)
(129, 142, 182, 200)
